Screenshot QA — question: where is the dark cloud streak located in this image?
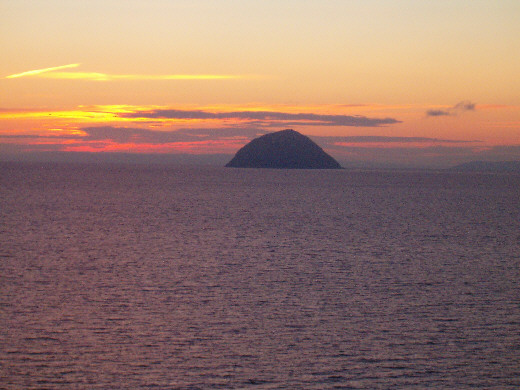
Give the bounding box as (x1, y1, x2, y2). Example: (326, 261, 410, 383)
(454, 101, 475, 111)
(76, 126, 267, 144)
(312, 135, 479, 144)
(1, 128, 479, 146)
(426, 109, 451, 117)
(426, 100, 477, 117)
(121, 109, 401, 127)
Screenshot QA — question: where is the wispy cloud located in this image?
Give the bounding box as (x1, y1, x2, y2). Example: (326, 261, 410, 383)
(426, 109, 451, 117)
(1, 127, 478, 154)
(426, 100, 476, 117)
(79, 126, 266, 143)
(5, 64, 245, 81)
(0, 126, 266, 143)
(121, 109, 401, 127)
(6, 63, 80, 79)
(312, 136, 479, 144)
(39, 72, 243, 81)
(0, 105, 402, 138)
(454, 101, 476, 111)
(0, 126, 263, 154)
(0, 128, 478, 146)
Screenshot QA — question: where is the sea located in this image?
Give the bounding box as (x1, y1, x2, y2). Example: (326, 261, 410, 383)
(1, 162, 519, 389)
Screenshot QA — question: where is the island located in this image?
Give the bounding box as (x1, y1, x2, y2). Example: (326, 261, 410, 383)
(225, 129, 342, 169)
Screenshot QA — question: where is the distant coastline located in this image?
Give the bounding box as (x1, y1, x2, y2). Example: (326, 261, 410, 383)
(449, 161, 520, 173)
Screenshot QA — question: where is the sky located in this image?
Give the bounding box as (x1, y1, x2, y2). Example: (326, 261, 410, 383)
(1, 0, 519, 167)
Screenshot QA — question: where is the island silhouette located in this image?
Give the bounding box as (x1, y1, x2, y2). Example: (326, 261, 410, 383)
(225, 129, 342, 169)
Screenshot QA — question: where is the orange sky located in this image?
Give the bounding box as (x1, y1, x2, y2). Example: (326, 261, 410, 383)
(1, 1, 519, 167)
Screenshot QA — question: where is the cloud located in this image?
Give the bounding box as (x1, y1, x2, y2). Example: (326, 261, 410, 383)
(121, 109, 401, 127)
(0, 128, 475, 145)
(312, 136, 478, 144)
(5, 63, 80, 79)
(79, 128, 465, 146)
(78, 126, 266, 143)
(454, 101, 475, 111)
(426, 109, 451, 117)
(1, 127, 477, 154)
(0, 127, 264, 155)
(426, 100, 476, 117)
(39, 72, 243, 81)
(5, 63, 244, 81)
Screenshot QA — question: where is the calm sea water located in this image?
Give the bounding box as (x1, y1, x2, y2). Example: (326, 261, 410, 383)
(1, 162, 519, 389)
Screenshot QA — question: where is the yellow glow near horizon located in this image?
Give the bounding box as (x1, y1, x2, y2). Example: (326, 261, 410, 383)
(0, 108, 118, 121)
(6, 64, 81, 79)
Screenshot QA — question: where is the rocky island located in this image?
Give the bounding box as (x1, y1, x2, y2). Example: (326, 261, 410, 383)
(225, 129, 342, 169)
